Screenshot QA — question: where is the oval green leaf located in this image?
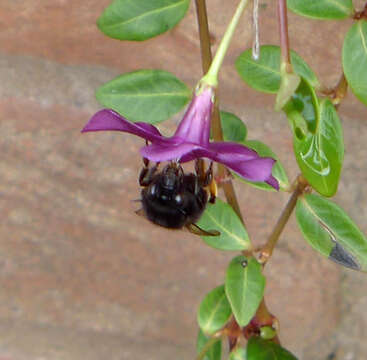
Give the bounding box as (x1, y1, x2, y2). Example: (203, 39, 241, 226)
(219, 111, 247, 142)
(247, 337, 298, 360)
(296, 193, 367, 271)
(96, 69, 191, 124)
(287, 0, 353, 20)
(97, 0, 190, 41)
(197, 329, 222, 360)
(196, 199, 251, 251)
(291, 98, 344, 197)
(235, 45, 319, 94)
(198, 285, 232, 335)
(229, 347, 247, 360)
(225, 256, 265, 327)
(343, 20, 367, 106)
(235, 140, 289, 191)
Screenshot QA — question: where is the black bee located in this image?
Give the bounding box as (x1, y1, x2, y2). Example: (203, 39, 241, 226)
(136, 158, 219, 236)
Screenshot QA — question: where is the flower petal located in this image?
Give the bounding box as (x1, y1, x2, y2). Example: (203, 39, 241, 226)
(185, 145, 278, 189)
(207, 142, 259, 161)
(228, 158, 278, 188)
(173, 87, 213, 146)
(82, 109, 164, 143)
(265, 175, 280, 190)
(140, 142, 197, 162)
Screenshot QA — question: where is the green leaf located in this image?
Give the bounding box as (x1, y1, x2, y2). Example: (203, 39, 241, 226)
(96, 69, 191, 124)
(343, 20, 367, 106)
(197, 329, 222, 360)
(235, 45, 319, 94)
(198, 285, 232, 335)
(236, 140, 289, 191)
(220, 111, 247, 142)
(225, 256, 265, 327)
(274, 69, 301, 111)
(284, 78, 320, 134)
(196, 199, 251, 251)
(287, 0, 354, 20)
(97, 0, 190, 41)
(229, 347, 247, 360)
(247, 337, 298, 360)
(296, 193, 367, 271)
(290, 98, 344, 197)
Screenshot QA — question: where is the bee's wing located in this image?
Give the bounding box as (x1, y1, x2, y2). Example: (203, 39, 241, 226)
(186, 223, 220, 237)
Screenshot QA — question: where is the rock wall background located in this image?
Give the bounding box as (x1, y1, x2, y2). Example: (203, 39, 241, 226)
(0, 1, 367, 359)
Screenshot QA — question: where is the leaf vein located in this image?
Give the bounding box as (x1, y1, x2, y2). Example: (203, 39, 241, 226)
(358, 21, 367, 58)
(106, 0, 187, 29)
(204, 211, 247, 247)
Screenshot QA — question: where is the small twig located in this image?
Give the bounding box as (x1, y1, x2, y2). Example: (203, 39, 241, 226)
(258, 175, 309, 264)
(277, 0, 292, 71)
(195, 0, 213, 75)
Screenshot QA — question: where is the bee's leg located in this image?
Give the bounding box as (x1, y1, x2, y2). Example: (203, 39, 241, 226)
(139, 157, 159, 187)
(208, 180, 217, 204)
(200, 161, 217, 204)
(186, 223, 220, 237)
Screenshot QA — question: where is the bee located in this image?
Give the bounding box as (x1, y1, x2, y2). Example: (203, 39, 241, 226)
(136, 158, 219, 236)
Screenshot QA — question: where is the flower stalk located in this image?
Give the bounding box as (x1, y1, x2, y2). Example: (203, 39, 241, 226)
(201, 0, 250, 88)
(195, 0, 247, 223)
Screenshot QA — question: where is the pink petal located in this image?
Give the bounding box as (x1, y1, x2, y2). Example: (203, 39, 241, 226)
(82, 109, 164, 143)
(230, 158, 278, 186)
(265, 175, 280, 190)
(172, 87, 213, 146)
(140, 142, 197, 162)
(188, 146, 279, 189)
(207, 142, 259, 161)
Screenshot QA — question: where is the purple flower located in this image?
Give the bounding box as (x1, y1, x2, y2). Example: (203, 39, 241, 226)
(82, 86, 279, 189)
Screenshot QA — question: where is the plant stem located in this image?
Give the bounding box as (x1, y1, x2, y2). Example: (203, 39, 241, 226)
(277, 0, 292, 71)
(195, 0, 213, 75)
(194, 0, 245, 225)
(259, 175, 308, 264)
(196, 335, 220, 360)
